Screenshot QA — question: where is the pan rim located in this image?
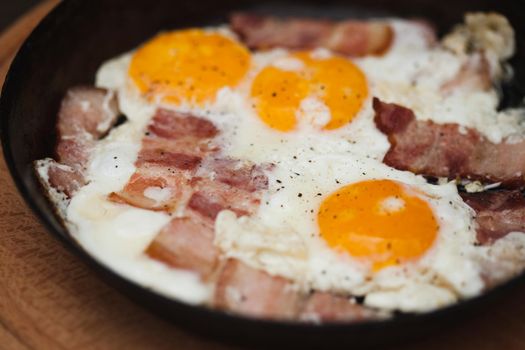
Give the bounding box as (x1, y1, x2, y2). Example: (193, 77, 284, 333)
(1, 0, 524, 335)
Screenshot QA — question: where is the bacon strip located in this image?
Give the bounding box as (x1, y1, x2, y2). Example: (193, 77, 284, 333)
(149, 108, 218, 139)
(110, 109, 220, 211)
(137, 149, 202, 170)
(49, 144, 88, 198)
(146, 215, 219, 277)
(57, 86, 120, 140)
(46, 161, 86, 197)
(213, 259, 384, 321)
(187, 191, 248, 221)
(111, 107, 268, 214)
(108, 166, 192, 211)
(373, 98, 525, 187)
(203, 158, 270, 192)
(45, 86, 120, 197)
(144, 109, 219, 157)
(230, 12, 394, 56)
(213, 259, 302, 319)
(460, 190, 525, 245)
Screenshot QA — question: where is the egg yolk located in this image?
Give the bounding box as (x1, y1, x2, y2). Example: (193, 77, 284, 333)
(251, 51, 367, 131)
(129, 29, 251, 105)
(318, 180, 438, 270)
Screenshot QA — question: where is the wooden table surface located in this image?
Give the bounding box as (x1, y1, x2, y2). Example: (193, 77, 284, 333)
(1, 1, 525, 349)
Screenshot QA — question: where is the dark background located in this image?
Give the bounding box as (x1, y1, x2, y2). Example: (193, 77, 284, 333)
(0, 0, 41, 32)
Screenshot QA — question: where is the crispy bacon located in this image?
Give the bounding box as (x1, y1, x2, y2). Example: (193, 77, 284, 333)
(57, 86, 119, 139)
(202, 158, 270, 192)
(146, 214, 219, 277)
(46, 161, 85, 197)
(56, 86, 119, 168)
(148, 108, 218, 139)
(143, 110, 219, 159)
(109, 166, 191, 211)
(460, 190, 525, 244)
(187, 190, 251, 220)
(187, 192, 227, 220)
(373, 98, 525, 187)
(141, 136, 217, 159)
(42, 86, 120, 197)
(300, 292, 379, 322)
(213, 259, 302, 319)
(109, 109, 222, 210)
(55, 139, 91, 171)
(230, 12, 394, 56)
(137, 149, 202, 170)
(191, 174, 262, 211)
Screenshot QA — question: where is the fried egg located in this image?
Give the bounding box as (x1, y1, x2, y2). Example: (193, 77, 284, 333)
(129, 28, 251, 105)
(214, 151, 481, 312)
(61, 20, 525, 313)
(250, 50, 368, 131)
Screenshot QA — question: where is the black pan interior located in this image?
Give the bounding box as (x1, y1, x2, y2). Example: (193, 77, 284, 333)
(1, 0, 525, 348)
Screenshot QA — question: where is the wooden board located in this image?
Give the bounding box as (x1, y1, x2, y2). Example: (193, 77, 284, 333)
(1, 2, 525, 349)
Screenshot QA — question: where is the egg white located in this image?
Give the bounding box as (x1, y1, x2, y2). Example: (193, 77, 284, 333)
(357, 20, 525, 143)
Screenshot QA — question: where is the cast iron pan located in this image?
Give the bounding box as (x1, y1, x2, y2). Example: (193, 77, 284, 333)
(2, 0, 525, 348)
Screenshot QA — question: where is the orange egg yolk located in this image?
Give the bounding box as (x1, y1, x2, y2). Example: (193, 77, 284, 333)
(318, 180, 438, 270)
(129, 29, 251, 105)
(251, 51, 368, 131)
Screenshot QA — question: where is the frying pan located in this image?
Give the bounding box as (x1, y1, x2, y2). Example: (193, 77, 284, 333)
(1, 0, 525, 348)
